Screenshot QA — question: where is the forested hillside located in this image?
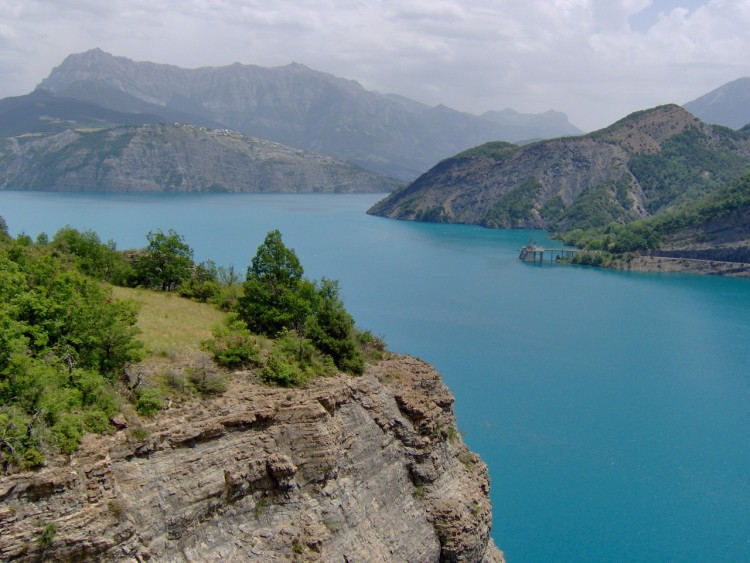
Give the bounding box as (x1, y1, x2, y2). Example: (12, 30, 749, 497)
(369, 105, 750, 233)
(564, 172, 750, 265)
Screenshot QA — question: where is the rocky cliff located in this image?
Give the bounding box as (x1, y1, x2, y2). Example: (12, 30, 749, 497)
(0, 354, 503, 562)
(0, 123, 399, 193)
(37, 49, 581, 180)
(368, 105, 750, 231)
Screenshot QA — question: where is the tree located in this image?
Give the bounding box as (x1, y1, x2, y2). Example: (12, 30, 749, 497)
(52, 227, 133, 285)
(248, 229, 303, 295)
(306, 279, 364, 375)
(135, 229, 194, 291)
(239, 230, 315, 336)
(238, 230, 367, 376)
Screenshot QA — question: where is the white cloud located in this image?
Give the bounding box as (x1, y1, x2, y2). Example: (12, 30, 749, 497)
(0, 0, 749, 131)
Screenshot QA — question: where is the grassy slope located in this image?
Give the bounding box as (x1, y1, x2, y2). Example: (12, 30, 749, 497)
(111, 286, 227, 356)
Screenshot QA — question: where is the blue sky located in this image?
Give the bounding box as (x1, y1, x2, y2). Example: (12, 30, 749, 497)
(0, 0, 747, 131)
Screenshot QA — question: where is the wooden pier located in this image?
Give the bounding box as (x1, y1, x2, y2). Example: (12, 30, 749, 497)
(519, 244, 578, 263)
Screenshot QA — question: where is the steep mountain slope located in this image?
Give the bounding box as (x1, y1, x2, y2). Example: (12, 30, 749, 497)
(368, 105, 750, 231)
(37, 49, 582, 180)
(684, 77, 750, 129)
(0, 123, 399, 193)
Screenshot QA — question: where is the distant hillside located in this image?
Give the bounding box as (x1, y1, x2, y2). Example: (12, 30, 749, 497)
(0, 90, 165, 136)
(36, 49, 583, 180)
(560, 172, 750, 274)
(0, 123, 399, 193)
(633, 172, 750, 262)
(684, 77, 750, 129)
(368, 105, 750, 231)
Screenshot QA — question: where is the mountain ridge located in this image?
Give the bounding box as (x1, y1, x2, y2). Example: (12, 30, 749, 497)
(684, 77, 750, 129)
(0, 121, 399, 193)
(37, 49, 583, 180)
(367, 105, 750, 231)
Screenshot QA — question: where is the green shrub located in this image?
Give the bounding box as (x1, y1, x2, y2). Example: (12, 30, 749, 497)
(129, 425, 149, 441)
(38, 523, 57, 547)
(209, 284, 243, 311)
(357, 329, 386, 363)
(135, 388, 163, 417)
(203, 316, 261, 368)
(261, 349, 307, 388)
(306, 279, 364, 375)
(186, 362, 227, 396)
(51, 413, 83, 454)
(163, 369, 188, 393)
(83, 410, 111, 433)
(22, 448, 45, 469)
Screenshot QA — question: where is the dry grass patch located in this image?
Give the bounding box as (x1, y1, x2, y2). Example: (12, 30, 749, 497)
(111, 287, 227, 356)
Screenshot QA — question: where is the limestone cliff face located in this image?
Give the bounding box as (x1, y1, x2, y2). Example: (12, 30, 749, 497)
(0, 123, 399, 193)
(0, 355, 503, 562)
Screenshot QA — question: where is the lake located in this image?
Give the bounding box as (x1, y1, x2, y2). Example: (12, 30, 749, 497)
(2, 191, 750, 562)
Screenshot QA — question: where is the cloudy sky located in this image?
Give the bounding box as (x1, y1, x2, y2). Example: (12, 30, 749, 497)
(1, 0, 749, 131)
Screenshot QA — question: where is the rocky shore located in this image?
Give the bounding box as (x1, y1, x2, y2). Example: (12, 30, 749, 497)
(608, 254, 750, 278)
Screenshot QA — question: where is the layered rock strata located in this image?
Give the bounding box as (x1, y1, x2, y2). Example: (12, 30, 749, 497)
(0, 354, 503, 562)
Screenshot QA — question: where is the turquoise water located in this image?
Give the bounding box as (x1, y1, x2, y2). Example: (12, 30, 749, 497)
(2, 191, 750, 562)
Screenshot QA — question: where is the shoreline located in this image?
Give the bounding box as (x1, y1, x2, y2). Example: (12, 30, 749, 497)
(608, 255, 750, 277)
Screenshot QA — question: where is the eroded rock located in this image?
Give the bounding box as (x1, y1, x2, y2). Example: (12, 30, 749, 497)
(0, 354, 504, 562)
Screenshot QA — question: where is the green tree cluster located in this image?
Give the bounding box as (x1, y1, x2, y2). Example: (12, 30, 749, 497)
(236, 230, 364, 380)
(0, 237, 142, 469)
(51, 227, 134, 285)
(134, 229, 195, 291)
(0, 220, 380, 468)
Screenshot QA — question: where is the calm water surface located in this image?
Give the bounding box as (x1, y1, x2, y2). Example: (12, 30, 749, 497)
(2, 191, 750, 562)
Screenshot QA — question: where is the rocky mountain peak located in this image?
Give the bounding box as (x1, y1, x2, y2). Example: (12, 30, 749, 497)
(596, 104, 702, 153)
(34, 49, 583, 180)
(368, 105, 750, 231)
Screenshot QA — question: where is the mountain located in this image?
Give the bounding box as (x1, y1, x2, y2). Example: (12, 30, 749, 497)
(0, 122, 399, 193)
(0, 89, 167, 137)
(368, 105, 750, 231)
(36, 49, 583, 180)
(684, 77, 750, 129)
(480, 108, 579, 143)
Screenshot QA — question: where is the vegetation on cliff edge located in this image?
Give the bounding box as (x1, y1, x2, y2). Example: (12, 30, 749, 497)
(0, 220, 381, 471)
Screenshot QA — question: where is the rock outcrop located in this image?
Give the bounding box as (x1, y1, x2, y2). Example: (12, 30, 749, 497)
(0, 354, 503, 562)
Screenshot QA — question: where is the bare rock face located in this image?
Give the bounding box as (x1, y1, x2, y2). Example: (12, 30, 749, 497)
(0, 354, 504, 562)
(0, 123, 400, 193)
